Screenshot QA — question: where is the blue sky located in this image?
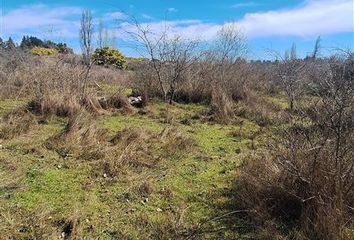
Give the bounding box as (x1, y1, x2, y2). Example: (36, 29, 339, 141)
(1, 0, 353, 59)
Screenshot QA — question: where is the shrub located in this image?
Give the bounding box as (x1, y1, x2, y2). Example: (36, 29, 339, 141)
(236, 55, 354, 239)
(92, 47, 126, 69)
(31, 47, 58, 56)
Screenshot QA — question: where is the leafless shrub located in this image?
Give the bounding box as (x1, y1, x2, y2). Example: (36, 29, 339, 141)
(123, 16, 202, 103)
(131, 61, 163, 106)
(272, 44, 307, 112)
(237, 52, 354, 239)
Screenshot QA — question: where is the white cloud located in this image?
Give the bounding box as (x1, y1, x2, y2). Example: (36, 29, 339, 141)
(119, 19, 220, 41)
(104, 11, 127, 20)
(238, 0, 353, 37)
(167, 8, 178, 13)
(2, 0, 352, 45)
(142, 14, 153, 20)
(231, 2, 259, 8)
(2, 4, 82, 38)
(118, 0, 352, 42)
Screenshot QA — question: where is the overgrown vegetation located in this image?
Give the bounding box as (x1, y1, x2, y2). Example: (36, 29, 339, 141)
(0, 12, 353, 240)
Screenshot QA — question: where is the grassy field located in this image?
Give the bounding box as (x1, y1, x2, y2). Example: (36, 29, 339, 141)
(0, 93, 273, 239)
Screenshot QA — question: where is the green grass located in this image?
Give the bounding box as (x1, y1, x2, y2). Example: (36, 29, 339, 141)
(267, 95, 289, 110)
(0, 97, 263, 239)
(0, 98, 27, 117)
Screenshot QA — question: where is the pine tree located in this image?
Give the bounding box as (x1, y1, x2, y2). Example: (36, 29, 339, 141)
(5, 37, 16, 49)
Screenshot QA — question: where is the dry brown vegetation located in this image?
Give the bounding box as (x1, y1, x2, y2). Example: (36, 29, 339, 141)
(0, 27, 353, 239)
(234, 53, 354, 240)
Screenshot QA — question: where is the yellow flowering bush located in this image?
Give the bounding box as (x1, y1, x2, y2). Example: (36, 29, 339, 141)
(92, 47, 126, 69)
(31, 47, 58, 56)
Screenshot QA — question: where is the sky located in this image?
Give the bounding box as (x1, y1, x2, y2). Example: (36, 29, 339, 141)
(1, 0, 353, 59)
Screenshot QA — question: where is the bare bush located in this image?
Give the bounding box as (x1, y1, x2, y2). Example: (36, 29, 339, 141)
(273, 44, 307, 111)
(237, 52, 354, 239)
(124, 17, 202, 103)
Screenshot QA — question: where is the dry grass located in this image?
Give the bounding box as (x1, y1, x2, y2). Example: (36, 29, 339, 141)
(209, 88, 235, 123)
(106, 92, 134, 114)
(236, 133, 353, 239)
(27, 94, 81, 118)
(159, 127, 196, 157)
(45, 110, 106, 159)
(0, 108, 37, 139)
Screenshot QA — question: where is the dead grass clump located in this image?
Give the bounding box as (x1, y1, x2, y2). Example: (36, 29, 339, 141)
(110, 127, 142, 146)
(234, 152, 303, 237)
(103, 127, 195, 176)
(27, 94, 80, 118)
(80, 94, 105, 116)
(136, 180, 155, 197)
(0, 108, 37, 139)
(45, 111, 106, 159)
(106, 92, 134, 114)
(209, 88, 235, 123)
(235, 95, 286, 127)
(28, 93, 110, 118)
(136, 205, 192, 239)
(160, 127, 196, 157)
(105, 128, 159, 173)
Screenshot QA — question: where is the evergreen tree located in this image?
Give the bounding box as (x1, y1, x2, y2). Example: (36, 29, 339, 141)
(5, 37, 16, 49)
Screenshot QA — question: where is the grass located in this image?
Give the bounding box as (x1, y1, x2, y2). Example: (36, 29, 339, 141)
(0, 98, 27, 117)
(267, 95, 289, 110)
(0, 95, 272, 239)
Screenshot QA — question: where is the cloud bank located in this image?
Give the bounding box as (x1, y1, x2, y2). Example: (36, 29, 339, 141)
(238, 0, 353, 38)
(2, 0, 352, 42)
(2, 4, 82, 38)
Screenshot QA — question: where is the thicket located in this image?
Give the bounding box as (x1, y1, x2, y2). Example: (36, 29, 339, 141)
(20, 35, 73, 54)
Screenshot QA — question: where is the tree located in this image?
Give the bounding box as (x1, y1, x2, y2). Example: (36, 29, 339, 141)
(312, 36, 321, 59)
(111, 29, 117, 48)
(103, 29, 109, 48)
(4, 37, 16, 49)
(20, 36, 43, 49)
(124, 16, 200, 103)
(79, 10, 94, 94)
(274, 43, 306, 111)
(97, 18, 104, 49)
(80, 10, 94, 67)
(206, 23, 248, 121)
